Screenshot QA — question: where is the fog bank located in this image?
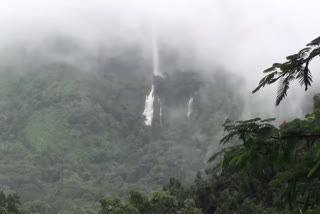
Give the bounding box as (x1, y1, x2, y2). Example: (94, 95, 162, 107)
(0, 0, 320, 119)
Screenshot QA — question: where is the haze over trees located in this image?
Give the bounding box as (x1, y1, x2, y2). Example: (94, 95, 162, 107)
(0, 2, 319, 214)
(98, 36, 320, 214)
(0, 36, 242, 213)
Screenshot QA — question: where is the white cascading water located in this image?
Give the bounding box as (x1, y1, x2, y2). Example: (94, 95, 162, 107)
(187, 97, 194, 118)
(158, 98, 163, 127)
(142, 85, 155, 126)
(151, 27, 164, 78)
(142, 26, 164, 126)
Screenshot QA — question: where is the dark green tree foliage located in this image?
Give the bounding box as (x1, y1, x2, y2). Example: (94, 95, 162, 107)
(150, 190, 178, 214)
(0, 191, 29, 214)
(177, 199, 202, 214)
(128, 189, 150, 214)
(186, 35, 320, 214)
(209, 96, 320, 213)
(98, 35, 320, 214)
(188, 36, 320, 214)
(253, 36, 320, 105)
(99, 168, 277, 214)
(100, 189, 202, 214)
(6, 32, 320, 214)
(100, 196, 138, 214)
(188, 168, 276, 214)
(163, 178, 188, 207)
(24, 200, 53, 214)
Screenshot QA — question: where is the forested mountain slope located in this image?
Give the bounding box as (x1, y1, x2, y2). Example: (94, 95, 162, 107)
(0, 37, 242, 213)
(97, 36, 320, 214)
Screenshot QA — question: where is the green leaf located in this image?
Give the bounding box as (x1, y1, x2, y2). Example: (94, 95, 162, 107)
(307, 160, 320, 178)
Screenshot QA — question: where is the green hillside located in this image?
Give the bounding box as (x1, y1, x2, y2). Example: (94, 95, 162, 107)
(0, 42, 241, 213)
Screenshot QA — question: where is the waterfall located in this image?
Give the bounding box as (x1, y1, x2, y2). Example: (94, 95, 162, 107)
(142, 85, 155, 126)
(158, 98, 163, 127)
(151, 28, 164, 78)
(187, 97, 194, 118)
(142, 26, 164, 126)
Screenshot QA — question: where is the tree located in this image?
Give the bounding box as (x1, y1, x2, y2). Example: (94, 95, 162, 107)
(0, 191, 30, 214)
(150, 190, 178, 214)
(253, 36, 320, 105)
(163, 178, 188, 207)
(208, 36, 320, 213)
(101, 189, 197, 214)
(128, 189, 151, 214)
(100, 196, 139, 214)
(177, 199, 202, 214)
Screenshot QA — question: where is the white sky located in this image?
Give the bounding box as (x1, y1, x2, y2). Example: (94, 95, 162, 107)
(0, 0, 319, 119)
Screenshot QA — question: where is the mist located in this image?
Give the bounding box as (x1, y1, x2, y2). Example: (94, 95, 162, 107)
(1, 1, 320, 212)
(0, 0, 319, 121)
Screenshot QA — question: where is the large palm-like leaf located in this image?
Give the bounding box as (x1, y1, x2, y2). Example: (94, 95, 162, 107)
(253, 36, 320, 106)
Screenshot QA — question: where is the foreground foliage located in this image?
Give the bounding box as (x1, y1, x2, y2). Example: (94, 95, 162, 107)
(101, 84, 320, 214)
(99, 36, 320, 214)
(1, 32, 320, 214)
(212, 96, 320, 213)
(253, 36, 320, 105)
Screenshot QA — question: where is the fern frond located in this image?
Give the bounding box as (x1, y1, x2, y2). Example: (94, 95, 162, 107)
(307, 36, 320, 46)
(296, 62, 312, 90)
(254, 36, 320, 105)
(276, 74, 295, 106)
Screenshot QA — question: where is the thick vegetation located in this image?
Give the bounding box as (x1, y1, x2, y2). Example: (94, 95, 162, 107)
(96, 36, 320, 214)
(0, 38, 241, 213)
(0, 191, 29, 214)
(1, 35, 320, 214)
